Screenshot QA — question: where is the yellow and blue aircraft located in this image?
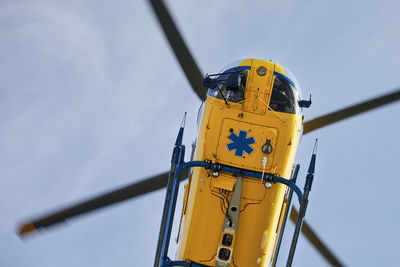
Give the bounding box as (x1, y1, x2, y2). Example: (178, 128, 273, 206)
(173, 58, 305, 267)
(17, 0, 400, 266)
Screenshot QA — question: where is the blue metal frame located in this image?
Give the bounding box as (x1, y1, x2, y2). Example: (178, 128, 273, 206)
(154, 119, 316, 267)
(286, 140, 317, 267)
(175, 161, 303, 204)
(163, 259, 209, 267)
(272, 164, 300, 267)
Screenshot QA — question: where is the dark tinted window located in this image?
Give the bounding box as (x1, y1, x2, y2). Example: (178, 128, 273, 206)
(206, 71, 248, 103)
(269, 75, 300, 114)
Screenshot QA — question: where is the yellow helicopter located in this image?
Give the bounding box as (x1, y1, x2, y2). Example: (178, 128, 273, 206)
(14, 0, 400, 266)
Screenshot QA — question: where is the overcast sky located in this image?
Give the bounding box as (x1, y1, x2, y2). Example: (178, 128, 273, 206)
(1, 0, 400, 266)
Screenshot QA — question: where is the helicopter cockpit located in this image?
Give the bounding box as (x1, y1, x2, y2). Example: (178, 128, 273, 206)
(204, 66, 249, 104)
(204, 62, 305, 114)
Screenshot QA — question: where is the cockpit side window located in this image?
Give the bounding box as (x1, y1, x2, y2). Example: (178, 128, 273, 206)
(269, 75, 300, 114)
(205, 69, 248, 103)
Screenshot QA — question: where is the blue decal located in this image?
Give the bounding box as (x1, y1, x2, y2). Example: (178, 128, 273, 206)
(227, 130, 256, 157)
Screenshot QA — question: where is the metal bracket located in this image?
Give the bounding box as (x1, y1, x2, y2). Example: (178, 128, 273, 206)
(215, 176, 242, 267)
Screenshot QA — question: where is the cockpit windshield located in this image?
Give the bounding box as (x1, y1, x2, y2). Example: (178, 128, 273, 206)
(203, 60, 303, 114)
(269, 72, 301, 114)
(204, 66, 250, 103)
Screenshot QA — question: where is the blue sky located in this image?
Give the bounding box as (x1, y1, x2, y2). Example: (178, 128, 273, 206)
(1, 0, 400, 266)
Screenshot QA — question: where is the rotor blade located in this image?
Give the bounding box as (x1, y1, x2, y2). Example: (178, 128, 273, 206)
(18, 171, 182, 237)
(303, 88, 400, 134)
(290, 207, 344, 267)
(148, 0, 207, 99)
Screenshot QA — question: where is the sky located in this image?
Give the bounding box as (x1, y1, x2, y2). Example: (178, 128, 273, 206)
(1, 0, 400, 266)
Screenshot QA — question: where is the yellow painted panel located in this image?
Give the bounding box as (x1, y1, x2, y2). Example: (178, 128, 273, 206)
(216, 118, 279, 172)
(211, 174, 267, 202)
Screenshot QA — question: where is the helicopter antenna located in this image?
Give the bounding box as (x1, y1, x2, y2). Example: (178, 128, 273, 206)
(181, 112, 187, 128)
(312, 138, 318, 155)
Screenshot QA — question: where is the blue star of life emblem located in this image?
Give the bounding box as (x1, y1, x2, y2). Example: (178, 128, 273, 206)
(226, 130, 256, 157)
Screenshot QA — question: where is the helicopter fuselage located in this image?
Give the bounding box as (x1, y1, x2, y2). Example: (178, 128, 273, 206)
(176, 58, 303, 266)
